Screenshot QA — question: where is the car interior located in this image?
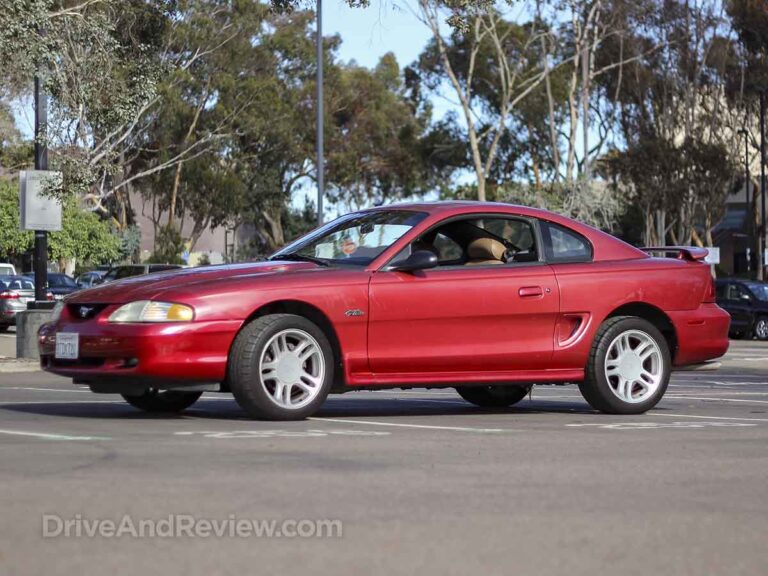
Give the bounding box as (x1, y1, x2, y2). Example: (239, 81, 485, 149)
(398, 217, 539, 268)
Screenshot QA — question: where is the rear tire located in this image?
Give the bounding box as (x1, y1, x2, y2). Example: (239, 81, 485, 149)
(455, 385, 531, 408)
(579, 316, 671, 414)
(229, 314, 334, 420)
(122, 389, 202, 413)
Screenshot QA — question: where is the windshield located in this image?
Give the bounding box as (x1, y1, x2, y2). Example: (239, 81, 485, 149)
(103, 267, 143, 281)
(273, 210, 427, 266)
(2, 278, 33, 291)
(748, 284, 768, 301)
(49, 275, 76, 287)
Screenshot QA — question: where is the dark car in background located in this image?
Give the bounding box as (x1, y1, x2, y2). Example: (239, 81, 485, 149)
(0, 276, 53, 332)
(75, 271, 105, 289)
(25, 273, 80, 300)
(100, 264, 183, 283)
(715, 279, 768, 340)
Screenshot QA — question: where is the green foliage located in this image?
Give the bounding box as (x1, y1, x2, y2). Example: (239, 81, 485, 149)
(0, 178, 119, 265)
(48, 196, 121, 266)
(0, 178, 33, 258)
(149, 225, 185, 264)
(117, 225, 142, 262)
(325, 53, 452, 208)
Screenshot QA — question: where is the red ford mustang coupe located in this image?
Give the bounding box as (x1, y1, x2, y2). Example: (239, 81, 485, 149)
(39, 202, 729, 420)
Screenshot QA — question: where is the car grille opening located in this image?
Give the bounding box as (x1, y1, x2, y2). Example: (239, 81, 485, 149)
(66, 303, 108, 321)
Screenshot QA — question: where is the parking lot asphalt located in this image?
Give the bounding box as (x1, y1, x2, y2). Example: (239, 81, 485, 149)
(0, 341, 767, 576)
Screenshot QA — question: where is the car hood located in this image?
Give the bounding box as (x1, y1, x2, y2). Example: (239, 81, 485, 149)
(66, 260, 321, 304)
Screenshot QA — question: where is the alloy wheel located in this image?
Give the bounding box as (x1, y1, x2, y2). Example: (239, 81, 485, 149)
(604, 329, 663, 404)
(259, 328, 326, 410)
(755, 319, 768, 340)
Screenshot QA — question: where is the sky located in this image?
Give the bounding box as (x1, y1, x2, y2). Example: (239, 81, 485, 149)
(324, 0, 430, 70)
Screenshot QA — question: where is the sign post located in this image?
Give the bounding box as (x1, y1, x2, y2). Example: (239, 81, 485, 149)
(19, 169, 62, 308)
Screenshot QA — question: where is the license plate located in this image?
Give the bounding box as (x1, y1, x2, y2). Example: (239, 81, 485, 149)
(55, 333, 79, 360)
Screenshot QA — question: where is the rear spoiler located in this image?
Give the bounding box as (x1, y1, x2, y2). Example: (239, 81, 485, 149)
(639, 246, 709, 262)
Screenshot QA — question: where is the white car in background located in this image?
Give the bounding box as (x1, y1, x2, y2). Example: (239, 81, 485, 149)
(0, 264, 16, 277)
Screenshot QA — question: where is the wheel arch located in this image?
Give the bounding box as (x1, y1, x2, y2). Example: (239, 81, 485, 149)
(223, 300, 345, 391)
(604, 302, 678, 361)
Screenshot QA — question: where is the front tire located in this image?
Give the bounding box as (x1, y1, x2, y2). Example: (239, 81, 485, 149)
(579, 316, 671, 414)
(455, 385, 531, 408)
(229, 314, 334, 420)
(754, 316, 768, 341)
(121, 389, 202, 413)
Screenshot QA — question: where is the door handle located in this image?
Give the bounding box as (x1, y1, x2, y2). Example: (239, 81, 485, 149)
(519, 286, 544, 298)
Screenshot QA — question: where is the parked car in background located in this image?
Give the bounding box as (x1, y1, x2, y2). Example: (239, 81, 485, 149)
(100, 264, 183, 284)
(76, 271, 105, 289)
(715, 279, 768, 341)
(0, 276, 53, 332)
(25, 273, 80, 300)
(0, 263, 16, 277)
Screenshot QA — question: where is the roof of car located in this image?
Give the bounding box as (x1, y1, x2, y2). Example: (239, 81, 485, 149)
(363, 201, 599, 227)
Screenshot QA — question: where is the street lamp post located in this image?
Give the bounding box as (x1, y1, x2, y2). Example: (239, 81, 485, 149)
(316, 0, 324, 226)
(31, 73, 49, 308)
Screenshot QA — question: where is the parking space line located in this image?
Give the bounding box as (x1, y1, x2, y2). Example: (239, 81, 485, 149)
(0, 387, 91, 393)
(308, 417, 509, 433)
(665, 395, 768, 404)
(652, 413, 768, 422)
(0, 429, 110, 441)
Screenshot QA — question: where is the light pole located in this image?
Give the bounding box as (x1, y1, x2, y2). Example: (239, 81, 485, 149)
(31, 71, 49, 308)
(316, 0, 324, 226)
(738, 127, 752, 276)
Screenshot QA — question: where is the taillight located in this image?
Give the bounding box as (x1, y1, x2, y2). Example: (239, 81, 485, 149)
(703, 276, 716, 303)
(0, 291, 19, 299)
(46, 292, 54, 301)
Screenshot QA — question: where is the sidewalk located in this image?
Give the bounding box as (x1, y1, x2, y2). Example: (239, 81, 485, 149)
(0, 357, 41, 373)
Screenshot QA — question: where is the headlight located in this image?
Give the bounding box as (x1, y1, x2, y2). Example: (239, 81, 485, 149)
(49, 301, 65, 323)
(108, 301, 194, 323)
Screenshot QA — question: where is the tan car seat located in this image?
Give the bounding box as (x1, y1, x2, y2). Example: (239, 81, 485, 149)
(466, 238, 506, 265)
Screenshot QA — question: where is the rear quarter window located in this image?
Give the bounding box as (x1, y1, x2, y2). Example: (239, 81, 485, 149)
(541, 221, 593, 263)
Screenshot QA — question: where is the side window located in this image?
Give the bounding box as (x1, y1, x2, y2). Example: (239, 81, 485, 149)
(470, 217, 538, 263)
(541, 221, 592, 263)
(728, 284, 749, 301)
(432, 233, 463, 263)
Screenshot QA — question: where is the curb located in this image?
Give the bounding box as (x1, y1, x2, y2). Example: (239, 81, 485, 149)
(0, 358, 42, 373)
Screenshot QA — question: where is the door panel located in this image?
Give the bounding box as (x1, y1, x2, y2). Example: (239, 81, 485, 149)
(368, 265, 559, 374)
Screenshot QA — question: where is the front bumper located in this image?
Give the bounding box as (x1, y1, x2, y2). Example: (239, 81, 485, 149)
(669, 303, 730, 366)
(38, 317, 242, 384)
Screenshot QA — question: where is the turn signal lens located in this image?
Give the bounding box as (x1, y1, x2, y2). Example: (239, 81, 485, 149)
(166, 304, 194, 321)
(108, 301, 194, 323)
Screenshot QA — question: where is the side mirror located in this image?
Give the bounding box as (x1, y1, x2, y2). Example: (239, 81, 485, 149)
(741, 293, 752, 303)
(391, 250, 438, 273)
